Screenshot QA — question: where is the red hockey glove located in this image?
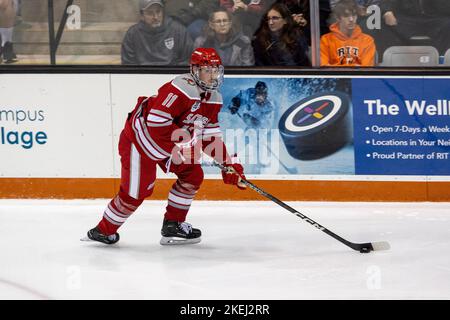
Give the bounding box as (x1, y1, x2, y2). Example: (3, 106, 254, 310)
(222, 154, 246, 190)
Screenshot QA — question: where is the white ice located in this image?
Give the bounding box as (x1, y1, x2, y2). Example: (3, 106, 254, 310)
(0, 199, 449, 300)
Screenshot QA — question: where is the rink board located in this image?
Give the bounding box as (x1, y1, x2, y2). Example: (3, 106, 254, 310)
(0, 74, 449, 200)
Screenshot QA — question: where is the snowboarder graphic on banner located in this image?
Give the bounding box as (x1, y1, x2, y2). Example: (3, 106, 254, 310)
(227, 81, 278, 174)
(229, 81, 275, 130)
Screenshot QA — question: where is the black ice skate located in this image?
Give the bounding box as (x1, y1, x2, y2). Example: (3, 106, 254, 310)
(84, 227, 120, 245)
(160, 219, 201, 245)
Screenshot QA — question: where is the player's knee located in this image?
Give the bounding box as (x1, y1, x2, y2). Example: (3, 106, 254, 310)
(190, 165, 204, 186)
(178, 168, 204, 192)
(118, 190, 144, 207)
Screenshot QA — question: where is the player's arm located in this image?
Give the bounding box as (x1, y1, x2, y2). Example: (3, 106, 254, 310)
(139, 84, 189, 161)
(202, 114, 246, 190)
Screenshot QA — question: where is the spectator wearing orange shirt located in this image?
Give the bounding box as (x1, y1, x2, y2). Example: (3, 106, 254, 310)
(320, 0, 375, 66)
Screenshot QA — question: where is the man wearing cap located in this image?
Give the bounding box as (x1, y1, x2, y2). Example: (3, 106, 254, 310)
(121, 0, 194, 65)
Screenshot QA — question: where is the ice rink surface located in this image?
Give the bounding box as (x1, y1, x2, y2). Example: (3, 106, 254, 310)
(0, 199, 449, 300)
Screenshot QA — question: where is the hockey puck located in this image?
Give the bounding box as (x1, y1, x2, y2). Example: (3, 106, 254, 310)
(359, 247, 371, 253)
(279, 91, 352, 160)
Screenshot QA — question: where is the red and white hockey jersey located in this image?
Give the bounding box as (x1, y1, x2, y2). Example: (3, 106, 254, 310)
(123, 73, 229, 165)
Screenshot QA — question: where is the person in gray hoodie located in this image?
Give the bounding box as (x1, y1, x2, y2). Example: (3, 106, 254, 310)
(121, 0, 194, 65)
(194, 7, 254, 66)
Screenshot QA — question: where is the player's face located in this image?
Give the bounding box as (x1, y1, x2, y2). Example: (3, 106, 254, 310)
(337, 10, 357, 34)
(142, 4, 164, 28)
(197, 65, 221, 86)
(267, 9, 286, 33)
(255, 93, 267, 105)
(210, 12, 232, 35)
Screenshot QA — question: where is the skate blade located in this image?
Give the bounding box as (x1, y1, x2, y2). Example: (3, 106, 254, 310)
(160, 236, 201, 246)
(80, 236, 92, 242)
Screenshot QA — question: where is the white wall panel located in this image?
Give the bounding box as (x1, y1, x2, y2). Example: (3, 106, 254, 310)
(0, 74, 113, 177)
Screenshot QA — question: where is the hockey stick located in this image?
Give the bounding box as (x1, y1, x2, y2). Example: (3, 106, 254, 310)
(213, 160, 390, 253)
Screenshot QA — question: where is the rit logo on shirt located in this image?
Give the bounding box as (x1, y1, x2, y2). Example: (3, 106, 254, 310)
(337, 46, 359, 65)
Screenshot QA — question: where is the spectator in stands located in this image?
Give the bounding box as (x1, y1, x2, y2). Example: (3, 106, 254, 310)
(121, 0, 193, 65)
(194, 7, 254, 66)
(320, 0, 376, 66)
(271, 1, 332, 45)
(355, 0, 381, 11)
(330, 0, 380, 21)
(252, 2, 310, 66)
(354, 1, 381, 21)
(220, 0, 267, 37)
(276, 0, 309, 26)
(275, 0, 310, 43)
(378, 0, 450, 55)
(352, 0, 382, 55)
(0, 0, 18, 63)
(164, 0, 219, 41)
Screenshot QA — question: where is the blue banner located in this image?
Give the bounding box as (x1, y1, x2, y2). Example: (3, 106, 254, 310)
(208, 76, 450, 177)
(209, 77, 354, 175)
(352, 78, 450, 175)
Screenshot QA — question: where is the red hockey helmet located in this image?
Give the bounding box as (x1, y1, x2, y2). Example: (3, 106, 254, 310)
(190, 48, 224, 92)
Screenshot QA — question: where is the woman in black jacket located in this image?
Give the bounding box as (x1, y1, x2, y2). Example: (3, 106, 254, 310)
(252, 3, 311, 66)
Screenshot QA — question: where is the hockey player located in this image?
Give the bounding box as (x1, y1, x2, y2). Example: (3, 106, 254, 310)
(86, 48, 246, 245)
(320, 0, 376, 66)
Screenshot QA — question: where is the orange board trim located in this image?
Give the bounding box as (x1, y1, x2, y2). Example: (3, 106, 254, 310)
(1, 178, 449, 201)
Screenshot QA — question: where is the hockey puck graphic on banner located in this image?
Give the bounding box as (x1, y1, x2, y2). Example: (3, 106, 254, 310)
(279, 91, 352, 160)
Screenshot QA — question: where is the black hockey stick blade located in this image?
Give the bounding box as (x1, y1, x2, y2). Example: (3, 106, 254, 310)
(351, 241, 391, 253)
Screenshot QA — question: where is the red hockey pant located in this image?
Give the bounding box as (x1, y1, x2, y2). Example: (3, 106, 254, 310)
(97, 132, 204, 236)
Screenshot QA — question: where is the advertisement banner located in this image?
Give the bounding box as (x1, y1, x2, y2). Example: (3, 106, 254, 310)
(204, 76, 355, 176)
(1, 74, 449, 180)
(352, 78, 450, 175)
(207, 76, 450, 178)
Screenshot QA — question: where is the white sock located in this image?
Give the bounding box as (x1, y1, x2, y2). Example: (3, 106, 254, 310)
(0, 28, 13, 46)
